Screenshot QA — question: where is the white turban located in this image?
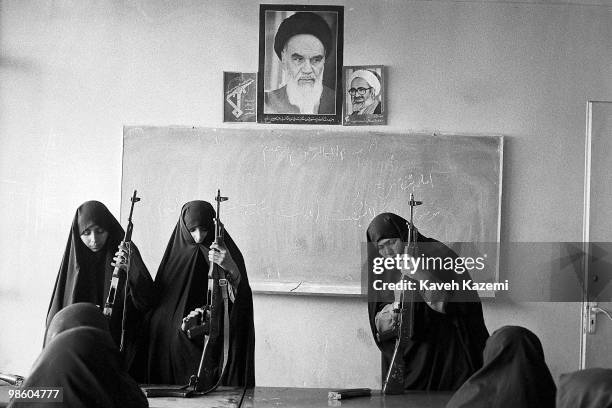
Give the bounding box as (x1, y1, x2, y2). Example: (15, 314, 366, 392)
(349, 69, 381, 97)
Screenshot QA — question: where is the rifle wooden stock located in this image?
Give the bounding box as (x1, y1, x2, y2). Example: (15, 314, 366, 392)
(382, 290, 414, 394)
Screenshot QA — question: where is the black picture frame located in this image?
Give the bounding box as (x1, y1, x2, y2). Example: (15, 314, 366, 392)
(257, 4, 344, 125)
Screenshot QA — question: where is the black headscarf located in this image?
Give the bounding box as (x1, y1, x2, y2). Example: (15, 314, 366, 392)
(557, 368, 612, 408)
(10, 303, 148, 408)
(45, 201, 156, 375)
(366, 212, 488, 390)
(44, 302, 108, 345)
(446, 326, 556, 408)
(47, 201, 123, 321)
(146, 201, 255, 387)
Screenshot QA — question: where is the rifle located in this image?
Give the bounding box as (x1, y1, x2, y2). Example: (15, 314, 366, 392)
(0, 373, 24, 386)
(382, 193, 422, 395)
(189, 189, 230, 393)
(102, 190, 140, 350)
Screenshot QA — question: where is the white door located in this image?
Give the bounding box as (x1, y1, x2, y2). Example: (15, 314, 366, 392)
(582, 101, 612, 368)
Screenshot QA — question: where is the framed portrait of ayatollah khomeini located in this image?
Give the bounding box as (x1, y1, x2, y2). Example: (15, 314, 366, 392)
(257, 4, 344, 125)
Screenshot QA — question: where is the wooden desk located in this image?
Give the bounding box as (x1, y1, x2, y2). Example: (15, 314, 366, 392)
(2, 384, 452, 407)
(147, 387, 452, 408)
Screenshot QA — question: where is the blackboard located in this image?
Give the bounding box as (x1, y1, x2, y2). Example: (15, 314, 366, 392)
(122, 127, 502, 295)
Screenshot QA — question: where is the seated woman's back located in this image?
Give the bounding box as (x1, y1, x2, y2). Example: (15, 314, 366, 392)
(9, 303, 148, 408)
(446, 325, 556, 408)
(557, 368, 612, 408)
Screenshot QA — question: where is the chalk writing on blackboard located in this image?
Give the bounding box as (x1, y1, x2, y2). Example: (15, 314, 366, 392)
(122, 127, 502, 295)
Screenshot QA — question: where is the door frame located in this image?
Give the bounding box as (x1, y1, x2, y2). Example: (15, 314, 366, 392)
(580, 100, 612, 369)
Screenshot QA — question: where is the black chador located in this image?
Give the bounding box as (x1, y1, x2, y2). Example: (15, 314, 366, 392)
(145, 201, 255, 387)
(367, 212, 489, 390)
(446, 326, 556, 408)
(11, 303, 148, 408)
(557, 368, 612, 408)
(46, 201, 155, 375)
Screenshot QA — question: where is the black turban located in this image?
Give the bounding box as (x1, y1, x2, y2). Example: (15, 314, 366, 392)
(274, 12, 332, 59)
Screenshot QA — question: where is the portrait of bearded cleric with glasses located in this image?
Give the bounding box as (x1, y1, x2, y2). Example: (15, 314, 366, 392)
(349, 70, 382, 115)
(260, 9, 341, 119)
(343, 65, 385, 125)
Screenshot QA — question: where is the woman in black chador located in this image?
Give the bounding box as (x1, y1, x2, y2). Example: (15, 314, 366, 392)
(556, 368, 612, 408)
(11, 303, 148, 408)
(446, 326, 556, 408)
(46, 201, 155, 375)
(366, 212, 489, 391)
(145, 200, 255, 387)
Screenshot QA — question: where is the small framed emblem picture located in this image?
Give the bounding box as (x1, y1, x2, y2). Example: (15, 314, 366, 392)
(223, 72, 257, 123)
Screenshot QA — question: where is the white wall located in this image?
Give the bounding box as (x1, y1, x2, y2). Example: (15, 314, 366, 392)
(1, 0, 610, 388)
